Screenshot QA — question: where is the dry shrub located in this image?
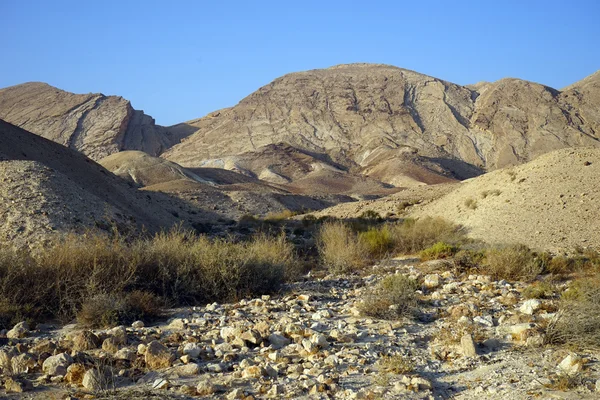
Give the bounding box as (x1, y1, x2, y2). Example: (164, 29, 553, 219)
(264, 209, 298, 222)
(522, 281, 555, 299)
(464, 198, 478, 210)
(379, 354, 414, 374)
(360, 274, 418, 319)
(318, 221, 369, 273)
(481, 244, 542, 281)
(0, 229, 297, 328)
(453, 249, 485, 273)
(390, 217, 463, 255)
(546, 276, 600, 347)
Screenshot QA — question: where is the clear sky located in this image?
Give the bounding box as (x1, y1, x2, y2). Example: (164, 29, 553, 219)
(1, 0, 599, 126)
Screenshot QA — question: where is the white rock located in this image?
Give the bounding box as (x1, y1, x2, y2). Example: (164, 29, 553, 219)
(519, 299, 542, 315)
(182, 343, 201, 358)
(423, 274, 441, 289)
(558, 354, 583, 376)
(460, 334, 478, 358)
(42, 353, 73, 376)
(6, 322, 29, 339)
(152, 378, 169, 390)
(474, 315, 494, 327)
(268, 333, 291, 349)
(132, 320, 145, 329)
(82, 369, 105, 391)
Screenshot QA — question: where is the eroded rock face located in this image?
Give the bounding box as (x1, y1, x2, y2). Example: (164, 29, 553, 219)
(163, 64, 600, 180)
(0, 82, 185, 161)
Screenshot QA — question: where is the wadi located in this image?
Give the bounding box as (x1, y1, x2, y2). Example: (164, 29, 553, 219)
(0, 61, 600, 399)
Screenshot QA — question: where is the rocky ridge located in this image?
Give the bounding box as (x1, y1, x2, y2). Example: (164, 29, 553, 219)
(163, 64, 600, 185)
(0, 82, 184, 161)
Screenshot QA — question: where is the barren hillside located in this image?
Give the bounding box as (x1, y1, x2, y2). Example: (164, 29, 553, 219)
(163, 64, 600, 183)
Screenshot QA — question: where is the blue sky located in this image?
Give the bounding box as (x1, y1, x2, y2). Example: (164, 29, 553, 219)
(1, 0, 599, 125)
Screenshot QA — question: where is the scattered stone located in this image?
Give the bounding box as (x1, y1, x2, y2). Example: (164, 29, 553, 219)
(268, 333, 291, 349)
(42, 353, 73, 376)
(519, 299, 542, 315)
(558, 354, 584, 376)
(132, 320, 145, 329)
(82, 369, 107, 391)
(460, 334, 478, 357)
(6, 322, 29, 339)
(72, 330, 101, 351)
(145, 341, 175, 370)
(196, 380, 216, 396)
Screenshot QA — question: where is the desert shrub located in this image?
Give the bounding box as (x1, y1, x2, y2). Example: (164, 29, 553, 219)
(480, 244, 542, 281)
(318, 221, 368, 273)
(453, 249, 485, 273)
(390, 217, 464, 255)
(464, 198, 478, 210)
(360, 274, 418, 319)
(546, 276, 600, 347)
(359, 210, 383, 221)
(359, 226, 394, 258)
(0, 229, 297, 328)
(379, 353, 414, 374)
(522, 281, 555, 299)
(419, 242, 459, 261)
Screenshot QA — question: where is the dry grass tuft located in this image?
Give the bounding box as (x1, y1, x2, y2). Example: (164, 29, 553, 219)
(480, 244, 542, 281)
(379, 354, 414, 374)
(545, 275, 600, 348)
(419, 242, 458, 261)
(360, 274, 418, 319)
(318, 221, 369, 273)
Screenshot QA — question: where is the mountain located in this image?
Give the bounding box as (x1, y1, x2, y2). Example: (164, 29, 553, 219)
(0, 82, 185, 161)
(2, 64, 599, 194)
(163, 64, 600, 183)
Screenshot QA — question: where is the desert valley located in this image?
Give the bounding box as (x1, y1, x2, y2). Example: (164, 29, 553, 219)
(1, 62, 600, 399)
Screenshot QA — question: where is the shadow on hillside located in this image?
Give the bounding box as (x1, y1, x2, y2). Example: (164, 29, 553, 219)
(425, 156, 485, 180)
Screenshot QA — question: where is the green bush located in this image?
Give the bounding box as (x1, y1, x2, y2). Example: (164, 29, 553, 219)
(359, 226, 393, 258)
(390, 217, 464, 254)
(419, 242, 459, 261)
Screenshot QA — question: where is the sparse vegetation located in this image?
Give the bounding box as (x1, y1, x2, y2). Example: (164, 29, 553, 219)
(522, 281, 555, 299)
(419, 242, 459, 261)
(359, 226, 394, 258)
(480, 244, 542, 281)
(0, 229, 297, 328)
(452, 249, 485, 273)
(318, 221, 369, 273)
(360, 274, 418, 319)
(264, 209, 299, 222)
(464, 197, 478, 210)
(379, 354, 414, 374)
(546, 275, 600, 347)
(389, 217, 464, 254)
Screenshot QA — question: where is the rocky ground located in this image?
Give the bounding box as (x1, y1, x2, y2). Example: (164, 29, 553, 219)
(1, 257, 599, 399)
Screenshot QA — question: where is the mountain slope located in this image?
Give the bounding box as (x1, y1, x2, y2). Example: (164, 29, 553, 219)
(0, 82, 185, 160)
(0, 119, 195, 248)
(163, 64, 600, 179)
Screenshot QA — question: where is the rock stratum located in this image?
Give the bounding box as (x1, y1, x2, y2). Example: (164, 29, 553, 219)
(162, 64, 600, 185)
(0, 82, 184, 161)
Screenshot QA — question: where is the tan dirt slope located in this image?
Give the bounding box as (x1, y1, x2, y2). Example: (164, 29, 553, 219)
(410, 148, 600, 253)
(0, 119, 201, 249)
